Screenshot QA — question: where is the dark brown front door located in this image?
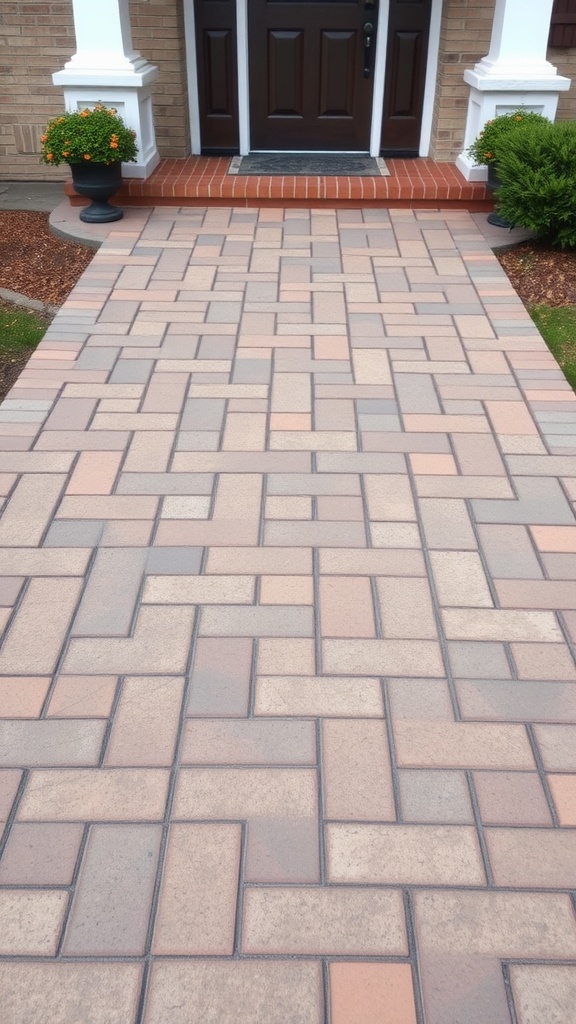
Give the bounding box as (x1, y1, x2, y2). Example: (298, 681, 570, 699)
(248, 0, 376, 151)
(381, 0, 432, 155)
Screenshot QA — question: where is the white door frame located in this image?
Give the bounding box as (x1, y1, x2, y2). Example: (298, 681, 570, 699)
(183, 0, 442, 157)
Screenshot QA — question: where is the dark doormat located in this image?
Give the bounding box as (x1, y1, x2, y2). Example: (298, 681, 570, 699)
(228, 154, 389, 176)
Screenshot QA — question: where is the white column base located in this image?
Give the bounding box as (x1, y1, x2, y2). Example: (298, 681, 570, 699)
(457, 68, 571, 182)
(52, 64, 160, 179)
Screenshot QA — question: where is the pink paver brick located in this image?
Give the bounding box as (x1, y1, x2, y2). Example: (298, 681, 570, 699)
(0, 677, 50, 718)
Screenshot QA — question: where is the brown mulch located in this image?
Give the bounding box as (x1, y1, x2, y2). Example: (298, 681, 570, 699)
(0, 210, 94, 307)
(496, 240, 576, 308)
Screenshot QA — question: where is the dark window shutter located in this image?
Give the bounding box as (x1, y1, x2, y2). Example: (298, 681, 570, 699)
(549, 0, 576, 48)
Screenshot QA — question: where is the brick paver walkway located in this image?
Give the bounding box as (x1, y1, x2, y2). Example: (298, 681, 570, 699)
(1, 207, 576, 1023)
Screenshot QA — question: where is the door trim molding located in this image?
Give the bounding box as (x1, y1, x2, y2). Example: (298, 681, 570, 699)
(183, 0, 201, 154)
(370, 0, 390, 156)
(237, 0, 250, 154)
(420, 0, 443, 157)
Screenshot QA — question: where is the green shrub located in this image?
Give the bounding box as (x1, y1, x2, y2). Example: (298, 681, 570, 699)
(494, 119, 576, 249)
(40, 103, 138, 166)
(467, 109, 549, 166)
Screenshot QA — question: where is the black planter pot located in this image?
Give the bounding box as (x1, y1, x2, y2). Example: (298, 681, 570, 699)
(486, 164, 512, 229)
(69, 161, 124, 223)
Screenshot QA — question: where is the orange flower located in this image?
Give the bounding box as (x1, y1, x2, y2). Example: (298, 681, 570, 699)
(40, 134, 47, 142)
(46, 153, 53, 160)
(515, 115, 523, 120)
(62, 151, 70, 157)
(80, 109, 90, 118)
(110, 141, 118, 149)
(484, 152, 493, 159)
(83, 153, 91, 160)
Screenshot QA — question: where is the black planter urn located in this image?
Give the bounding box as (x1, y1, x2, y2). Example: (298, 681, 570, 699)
(486, 164, 512, 229)
(69, 161, 124, 223)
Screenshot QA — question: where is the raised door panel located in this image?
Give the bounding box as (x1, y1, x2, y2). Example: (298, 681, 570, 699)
(319, 31, 356, 118)
(195, 0, 239, 151)
(268, 31, 305, 116)
(204, 31, 234, 116)
(381, 0, 432, 155)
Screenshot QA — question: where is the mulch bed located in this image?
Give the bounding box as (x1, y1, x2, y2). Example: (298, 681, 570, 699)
(496, 240, 576, 308)
(0, 210, 94, 307)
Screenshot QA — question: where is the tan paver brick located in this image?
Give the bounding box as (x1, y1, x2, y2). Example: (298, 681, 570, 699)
(0, 963, 142, 1024)
(394, 721, 535, 769)
(320, 576, 376, 637)
(323, 638, 445, 677)
(105, 676, 184, 766)
(474, 771, 552, 826)
(0, 719, 105, 767)
(153, 823, 241, 954)
(18, 768, 169, 821)
(0, 677, 50, 718)
(0, 822, 83, 884)
(182, 719, 316, 764)
(257, 637, 316, 675)
(548, 774, 576, 825)
(0, 578, 83, 674)
(173, 767, 317, 819)
(0, 474, 65, 547)
(377, 576, 438, 638)
(511, 965, 576, 1024)
(254, 676, 384, 717)
(322, 720, 395, 820)
(46, 675, 118, 717)
(144, 961, 322, 1024)
(0, 890, 68, 955)
(242, 887, 407, 955)
(533, 725, 576, 770)
(486, 827, 576, 888)
(414, 890, 576, 958)
(327, 823, 485, 885)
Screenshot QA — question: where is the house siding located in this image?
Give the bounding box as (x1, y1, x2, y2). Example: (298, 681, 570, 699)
(0, 0, 574, 180)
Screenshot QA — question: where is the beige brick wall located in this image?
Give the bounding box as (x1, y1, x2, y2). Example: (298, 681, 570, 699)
(429, 0, 496, 161)
(0, 0, 189, 181)
(129, 0, 190, 159)
(429, 0, 576, 162)
(0, 2, 76, 180)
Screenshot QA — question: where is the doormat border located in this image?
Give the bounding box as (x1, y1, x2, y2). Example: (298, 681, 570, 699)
(228, 155, 390, 177)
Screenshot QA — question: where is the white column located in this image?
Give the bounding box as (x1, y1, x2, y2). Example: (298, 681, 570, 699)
(52, 0, 160, 178)
(456, 0, 570, 181)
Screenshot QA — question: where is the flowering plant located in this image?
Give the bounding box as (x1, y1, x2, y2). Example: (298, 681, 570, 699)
(40, 103, 138, 166)
(467, 109, 549, 166)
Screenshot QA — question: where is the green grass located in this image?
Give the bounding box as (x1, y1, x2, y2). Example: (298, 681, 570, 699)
(0, 302, 48, 356)
(530, 304, 576, 392)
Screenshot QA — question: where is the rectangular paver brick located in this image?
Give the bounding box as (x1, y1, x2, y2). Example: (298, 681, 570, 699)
(153, 823, 241, 954)
(322, 720, 395, 820)
(242, 887, 406, 955)
(144, 961, 322, 1024)
(327, 823, 485, 885)
(105, 677, 184, 766)
(63, 824, 161, 955)
(0, 963, 143, 1024)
